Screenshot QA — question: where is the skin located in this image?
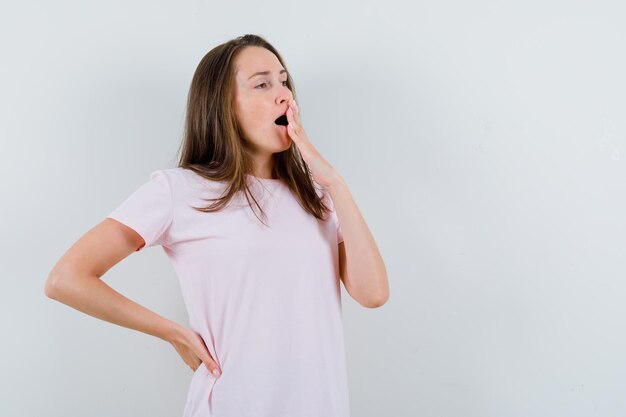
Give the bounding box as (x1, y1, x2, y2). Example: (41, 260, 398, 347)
(44, 45, 389, 384)
(233, 46, 293, 178)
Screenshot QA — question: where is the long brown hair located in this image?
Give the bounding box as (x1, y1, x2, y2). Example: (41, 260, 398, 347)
(176, 34, 333, 227)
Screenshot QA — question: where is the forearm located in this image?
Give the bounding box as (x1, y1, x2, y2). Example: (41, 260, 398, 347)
(46, 273, 185, 343)
(327, 173, 389, 306)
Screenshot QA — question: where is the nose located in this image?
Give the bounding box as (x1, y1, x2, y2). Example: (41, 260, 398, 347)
(276, 87, 292, 106)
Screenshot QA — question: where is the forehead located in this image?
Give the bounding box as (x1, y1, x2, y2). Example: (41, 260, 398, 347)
(234, 47, 284, 79)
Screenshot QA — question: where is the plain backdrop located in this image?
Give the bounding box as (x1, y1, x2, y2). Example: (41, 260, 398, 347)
(1, 1, 625, 416)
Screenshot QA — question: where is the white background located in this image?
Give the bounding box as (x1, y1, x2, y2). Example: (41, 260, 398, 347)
(1, 1, 625, 416)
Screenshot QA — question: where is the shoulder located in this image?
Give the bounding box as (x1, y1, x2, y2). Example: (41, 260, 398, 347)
(160, 167, 223, 185)
(155, 167, 229, 201)
(152, 167, 210, 188)
(155, 167, 187, 182)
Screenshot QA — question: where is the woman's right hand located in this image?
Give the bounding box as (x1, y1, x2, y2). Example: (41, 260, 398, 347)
(169, 327, 222, 378)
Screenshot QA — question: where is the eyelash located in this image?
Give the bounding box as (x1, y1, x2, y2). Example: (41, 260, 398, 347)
(255, 81, 289, 89)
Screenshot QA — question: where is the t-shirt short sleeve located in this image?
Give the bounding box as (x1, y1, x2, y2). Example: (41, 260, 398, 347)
(106, 170, 173, 252)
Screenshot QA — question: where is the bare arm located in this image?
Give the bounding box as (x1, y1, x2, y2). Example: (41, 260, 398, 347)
(330, 175, 389, 308)
(44, 218, 183, 341)
(44, 218, 222, 376)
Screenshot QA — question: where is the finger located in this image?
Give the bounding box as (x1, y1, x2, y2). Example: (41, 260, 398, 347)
(289, 98, 298, 114)
(191, 332, 222, 377)
(193, 353, 222, 377)
(290, 101, 300, 121)
(288, 124, 295, 136)
(195, 361, 222, 378)
(202, 357, 222, 378)
(286, 107, 294, 126)
(287, 109, 298, 136)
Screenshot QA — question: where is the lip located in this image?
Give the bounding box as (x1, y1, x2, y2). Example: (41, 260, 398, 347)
(274, 108, 288, 121)
(273, 111, 289, 129)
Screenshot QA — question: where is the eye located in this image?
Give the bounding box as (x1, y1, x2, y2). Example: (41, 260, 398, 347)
(255, 81, 289, 89)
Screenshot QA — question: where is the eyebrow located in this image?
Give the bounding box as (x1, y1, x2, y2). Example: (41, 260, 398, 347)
(248, 69, 288, 80)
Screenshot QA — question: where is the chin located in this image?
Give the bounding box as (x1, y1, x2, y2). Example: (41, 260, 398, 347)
(246, 129, 292, 154)
(269, 140, 292, 154)
(269, 131, 292, 152)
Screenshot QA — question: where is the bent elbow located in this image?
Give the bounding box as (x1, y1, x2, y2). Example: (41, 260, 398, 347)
(44, 271, 78, 300)
(361, 291, 389, 309)
(44, 273, 64, 299)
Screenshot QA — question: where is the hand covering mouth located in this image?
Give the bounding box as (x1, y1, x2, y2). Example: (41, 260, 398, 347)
(274, 113, 289, 126)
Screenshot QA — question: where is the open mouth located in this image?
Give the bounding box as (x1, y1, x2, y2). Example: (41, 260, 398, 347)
(274, 113, 289, 126)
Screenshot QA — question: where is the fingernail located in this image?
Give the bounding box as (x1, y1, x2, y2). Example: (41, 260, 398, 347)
(212, 368, 221, 377)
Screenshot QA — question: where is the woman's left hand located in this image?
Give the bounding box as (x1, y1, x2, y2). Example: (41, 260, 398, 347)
(286, 98, 339, 189)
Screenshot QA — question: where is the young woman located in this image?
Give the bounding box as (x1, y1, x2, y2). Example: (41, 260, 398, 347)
(45, 34, 389, 417)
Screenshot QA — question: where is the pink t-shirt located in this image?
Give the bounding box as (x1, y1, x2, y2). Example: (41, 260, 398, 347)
(106, 167, 349, 417)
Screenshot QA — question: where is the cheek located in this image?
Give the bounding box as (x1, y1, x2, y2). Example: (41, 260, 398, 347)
(237, 99, 261, 125)
(236, 94, 273, 135)
(245, 110, 267, 130)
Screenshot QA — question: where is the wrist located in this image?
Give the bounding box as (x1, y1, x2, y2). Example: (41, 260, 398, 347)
(159, 319, 187, 344)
